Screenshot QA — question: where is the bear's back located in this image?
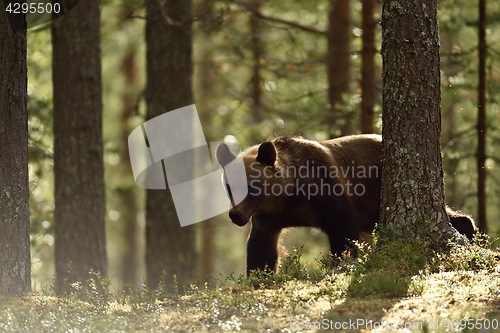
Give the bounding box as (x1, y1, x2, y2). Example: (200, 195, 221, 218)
(320, 134, 382, 169)
(321, 134, 383, 233)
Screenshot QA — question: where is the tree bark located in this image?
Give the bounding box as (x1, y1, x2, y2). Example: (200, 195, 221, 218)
(327, 0, 352, 136)
(0, 9, 31, 296)
(196, 0, 216, 283)
(249, 0, 263, 124)
(361, 0, 376, 134)
(477, 0, 487, 232)
(117, 5, 141, 287)
(380, 0, 460, 242)
(52, 0, 107, 287)
(145, 0, 198, 291)
(118, 50, 140, 286)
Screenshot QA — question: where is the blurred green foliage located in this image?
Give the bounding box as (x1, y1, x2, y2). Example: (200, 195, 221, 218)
(26, 0, 500, 288)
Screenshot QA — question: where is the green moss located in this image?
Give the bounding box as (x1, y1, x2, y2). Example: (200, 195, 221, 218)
(349, 224, 499, 298)
(348, 272, 421, 298)
(366, 240, 431, 274)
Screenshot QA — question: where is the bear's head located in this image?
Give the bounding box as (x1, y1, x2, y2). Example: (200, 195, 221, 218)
(216, 141, 290, 227)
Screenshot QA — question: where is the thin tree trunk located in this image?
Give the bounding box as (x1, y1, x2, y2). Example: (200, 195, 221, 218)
(199, 217, 215, 282)
(327, 0, 352, 136)
(361, 0, 376, 134)
(145, 0, 198, 291)
(52, 0, 107, 287)
(440, 34, 458, 208)
(443, 104, 458, 208)
(196, 0, 216, 283)
(0, 10, 31, 296)
(118, 49, 140, 286)
(477, 0, 487, 232)
(249, 0, 263, 124)
(380, 0, 459, 242)
(117, 5, 141, 287)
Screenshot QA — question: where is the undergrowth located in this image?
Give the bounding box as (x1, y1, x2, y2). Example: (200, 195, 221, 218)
(0, 232, 498, 332)
(51, 232, 500, 303)
(347, 230, 499, 298)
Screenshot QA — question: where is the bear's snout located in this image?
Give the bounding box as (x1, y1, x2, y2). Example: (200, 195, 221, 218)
(229, 210, 247, 226)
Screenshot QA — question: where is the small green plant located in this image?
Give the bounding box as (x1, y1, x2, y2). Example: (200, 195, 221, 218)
(51, 260, 81, 300)
(173, 274, 179, 295)
(156, 270, 169, 300)
(278, 245, 311, 281)
(431, 237, 498, 272)
(315, 251, 336, 273)
(85, 270, 112, 311)
(246, 266, 279, 289)
(471, 232, 494, 249)
(121, 278, 165, 313)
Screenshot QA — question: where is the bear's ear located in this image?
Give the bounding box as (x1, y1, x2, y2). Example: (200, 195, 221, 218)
(216, 143, 237, 167)
(257, 141, 276, 166)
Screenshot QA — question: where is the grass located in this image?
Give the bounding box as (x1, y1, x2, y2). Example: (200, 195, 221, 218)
(1, 237, 500, 332)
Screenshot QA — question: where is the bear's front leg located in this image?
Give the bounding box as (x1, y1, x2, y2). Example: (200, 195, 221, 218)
(246, 225, 281, 275)
(325, 222, 359, 257)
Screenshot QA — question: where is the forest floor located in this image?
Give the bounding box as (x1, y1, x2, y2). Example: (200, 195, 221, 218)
(1, 270, 500, 332)
(2, 242, 500, 332)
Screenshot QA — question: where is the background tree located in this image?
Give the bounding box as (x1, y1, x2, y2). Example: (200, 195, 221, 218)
(195, 0, 218, 282)
(477, 0, 487, 232)
(438, 0, 500, 234)
(116, 2, 142, 287)
(379, 0, 460, 243)
(249, 0, 263, 126)
(52, 0, 107, 287)
(361, 0, 376, 134)
(145, 0, 198, 290)
(0, 8, 31, 296)
(327, 0, 352, 136)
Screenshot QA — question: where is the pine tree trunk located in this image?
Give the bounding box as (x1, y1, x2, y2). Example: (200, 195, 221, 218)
(442, 104, 459, 208)
(52, 0, 107, 287)
(117, 6, 141, 286)
(196, 0, 216, 283)
(118, 49, 140, 286)
(249, 0, 263, 124)
(145, 0, 198, 291)
(477, 0, 487, 232)
(327, 0, 352, 136)
(361, 0, 376, 134)
(440, 33, 458, 209)
(379, 0, 459, 242)
(0, 10, 31, 296)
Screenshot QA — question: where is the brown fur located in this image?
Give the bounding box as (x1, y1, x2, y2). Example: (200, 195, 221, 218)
(447, 206, 478, 240)
(217, 134, 476, 274)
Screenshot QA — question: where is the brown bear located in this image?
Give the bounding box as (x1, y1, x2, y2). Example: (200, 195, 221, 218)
(216, 134, 477, 274)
